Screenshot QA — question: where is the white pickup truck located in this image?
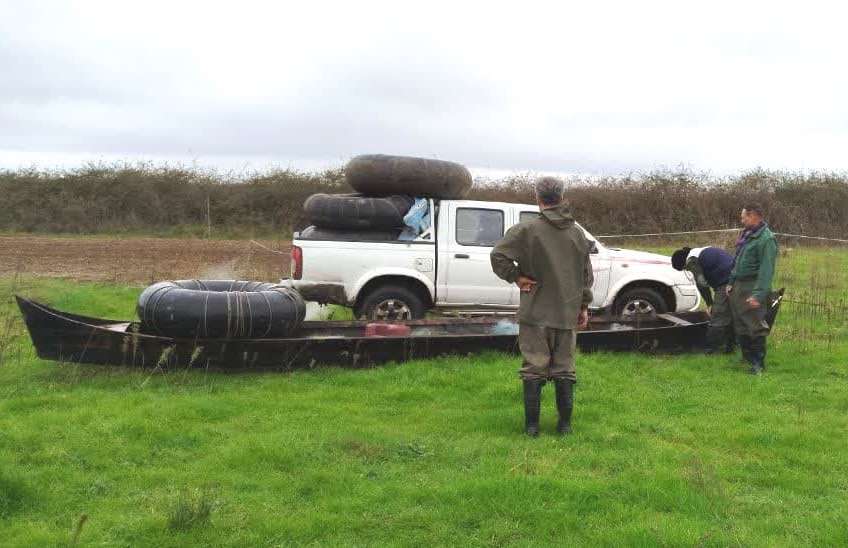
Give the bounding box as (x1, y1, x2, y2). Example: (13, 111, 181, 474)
(286, 199, 699, 320)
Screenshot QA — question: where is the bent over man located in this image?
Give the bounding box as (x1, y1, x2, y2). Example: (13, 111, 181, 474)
(671, 246, 736, 354)
(490, 177, 593, 436)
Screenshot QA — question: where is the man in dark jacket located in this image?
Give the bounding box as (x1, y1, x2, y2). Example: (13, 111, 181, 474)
(671, 246, 736, 353)
(727, 203, 778, 375)
(490, 177, 593, 437)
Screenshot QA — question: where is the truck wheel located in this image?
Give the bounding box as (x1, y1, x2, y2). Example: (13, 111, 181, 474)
(613, 287, 668, 319)
(356, 285, 426, 321)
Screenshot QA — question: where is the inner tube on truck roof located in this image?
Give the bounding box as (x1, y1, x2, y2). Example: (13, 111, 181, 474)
(345, 154, 472, 199)
(138, 280, 305, 339)
(303, 193, 414, 230)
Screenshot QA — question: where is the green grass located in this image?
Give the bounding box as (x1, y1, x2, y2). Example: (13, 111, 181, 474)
(0, 249, 847, 546)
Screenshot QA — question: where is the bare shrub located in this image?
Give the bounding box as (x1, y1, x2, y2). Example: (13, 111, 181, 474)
(1, 163, 846, 238)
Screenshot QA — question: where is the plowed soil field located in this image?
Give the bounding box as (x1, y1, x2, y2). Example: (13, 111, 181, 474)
(0, 235, 292, 284)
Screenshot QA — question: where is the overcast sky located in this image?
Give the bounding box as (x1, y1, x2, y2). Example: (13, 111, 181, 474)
(2, 1, 847, 177)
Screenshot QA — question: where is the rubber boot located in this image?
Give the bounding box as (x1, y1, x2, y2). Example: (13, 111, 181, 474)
(738, 335, 752, 365)
(522, 379, 544, 437)
(748, 337, 767, 375)
(704, 326, 723, 354)
(553, 378, 574, 435)
(723, 326, 736, 354)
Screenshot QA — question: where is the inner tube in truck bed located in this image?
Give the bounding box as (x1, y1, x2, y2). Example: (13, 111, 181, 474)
(303, 193, 414, 230)
(299, 225, 402, 242)
(345, 154, 472, 199)
(138, 280, 305, 338)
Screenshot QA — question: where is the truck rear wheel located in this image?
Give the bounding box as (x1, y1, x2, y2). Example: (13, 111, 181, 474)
(356, 285, 426, 321)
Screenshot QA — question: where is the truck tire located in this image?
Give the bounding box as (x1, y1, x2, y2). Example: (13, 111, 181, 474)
(299, 225, 402, 242)
(345, 154, 472, 199)
(138, 280, 306, 338)
(304, 193, 414, 230)
(613, 287, 669, 319)
(356, 284, 427, 321)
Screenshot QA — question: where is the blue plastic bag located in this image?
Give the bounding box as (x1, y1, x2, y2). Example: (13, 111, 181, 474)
(399, 198, 430, 241)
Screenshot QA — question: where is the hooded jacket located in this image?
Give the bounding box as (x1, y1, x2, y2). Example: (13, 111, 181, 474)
(490, 204, 593, 329)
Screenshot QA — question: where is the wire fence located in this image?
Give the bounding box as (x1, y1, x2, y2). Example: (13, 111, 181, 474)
(598, 228, 848, 244)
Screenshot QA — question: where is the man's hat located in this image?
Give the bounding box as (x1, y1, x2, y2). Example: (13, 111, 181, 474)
(671, 247, 691, 271)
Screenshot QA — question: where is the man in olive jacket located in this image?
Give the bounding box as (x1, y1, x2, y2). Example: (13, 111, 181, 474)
(728, 203, 778, 375)
(490, 177, 593, 436)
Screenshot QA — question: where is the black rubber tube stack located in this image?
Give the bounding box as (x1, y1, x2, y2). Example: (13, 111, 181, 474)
(299, 154, 472, 242)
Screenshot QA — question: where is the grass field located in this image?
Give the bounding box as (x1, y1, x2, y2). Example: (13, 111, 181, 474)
(0, 246, 847, 546)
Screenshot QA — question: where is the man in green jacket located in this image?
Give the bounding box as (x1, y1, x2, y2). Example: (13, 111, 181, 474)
(728, 203, 778, 375)
(490, 177, 593, 436)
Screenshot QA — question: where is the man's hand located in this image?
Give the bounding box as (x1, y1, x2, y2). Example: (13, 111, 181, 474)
(706, 306, 712, 318)
(516, 275, 537, 293)
(726, 286, 733, 295)
(746, 296, 761, 308)
(577, 307, 589, 329)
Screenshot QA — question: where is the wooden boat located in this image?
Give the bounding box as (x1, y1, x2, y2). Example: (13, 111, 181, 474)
(16, 296, 721, 371)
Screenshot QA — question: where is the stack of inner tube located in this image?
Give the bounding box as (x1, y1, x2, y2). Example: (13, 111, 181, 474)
(300, 154, 472, 241)
(138, 280, 306, 339)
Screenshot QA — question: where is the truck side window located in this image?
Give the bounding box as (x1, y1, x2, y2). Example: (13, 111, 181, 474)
(519, 211, 540, 223)
(456, 208, 504, 247)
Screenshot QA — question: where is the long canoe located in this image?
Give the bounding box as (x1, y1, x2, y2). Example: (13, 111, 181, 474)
(15, 296, 722, 371)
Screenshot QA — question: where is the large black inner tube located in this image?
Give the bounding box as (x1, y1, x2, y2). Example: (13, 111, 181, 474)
(303, 193, 414, 230)
(345, 154, 472, 199)
(137, 280, 306, 339)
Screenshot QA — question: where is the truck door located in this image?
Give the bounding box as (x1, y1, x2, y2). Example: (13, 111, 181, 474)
(439, 203, 514, 305)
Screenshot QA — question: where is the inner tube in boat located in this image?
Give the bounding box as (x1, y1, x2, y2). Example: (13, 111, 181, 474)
(303, 193, 414, 230)
(345, 154, 472, 199)
(299, 225, 402, 242)
(137, 280, 305, 338)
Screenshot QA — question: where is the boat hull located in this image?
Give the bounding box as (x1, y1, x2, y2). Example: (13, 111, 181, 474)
(17, 296, 714, 370)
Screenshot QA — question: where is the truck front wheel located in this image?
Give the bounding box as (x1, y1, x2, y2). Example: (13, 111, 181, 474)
(356, 285, 427, 321)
